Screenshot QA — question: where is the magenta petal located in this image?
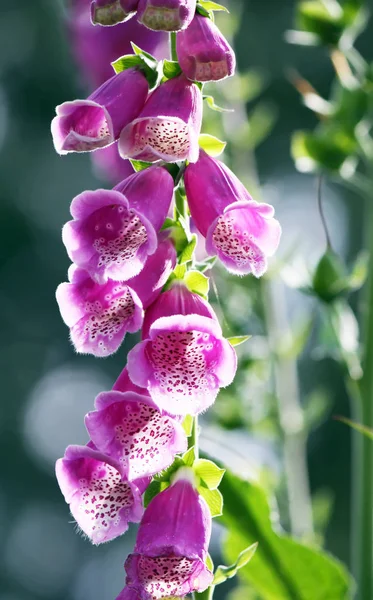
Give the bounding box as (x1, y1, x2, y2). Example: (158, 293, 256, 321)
(125, 554, 213, 598)
(91, 144, 135, 185)
(85, 391, 187, 480)
(128, 238, 177, 309)
(113, 366, 151, 396)
(127, 314, 237, 415)
(206, 200, 281, 277)
(142, 283, 217, 339)
(135, 477, 211, 559)
(55, 444, 144, 544)
(63, 189, 158, 284)
(51, 69, 149, 155)
(56, 269, 144, 357)
(114, 167, 174, 232)
(119, 75, 202, 164)
(177, 13, 236, 82)
(184, 150, 252, 237)
(137, 0, 196, 31)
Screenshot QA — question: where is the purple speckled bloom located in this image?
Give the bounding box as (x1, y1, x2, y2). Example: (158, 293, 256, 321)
(51, 69, 149, 155)
(184, 151, 281, 276)
(56, 239, 176, 356)
(127, 283, 237, 415)
(137, 0, 196, 31)
(62, 167, 174, 283)
(91, 0, 139, 26)
(55, 444, 144, 544)
(85, 390, 187, 480)
(176, 13, 236, 82)
(69, 0, 167, 88)
(119, 75, 202, 163)
(117, 468, 213, 599)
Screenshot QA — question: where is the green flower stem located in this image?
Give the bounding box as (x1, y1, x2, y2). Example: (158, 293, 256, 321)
(170, 31, 178, 61)
(354, 193, 373, 600)
(189, 415, 199, 459)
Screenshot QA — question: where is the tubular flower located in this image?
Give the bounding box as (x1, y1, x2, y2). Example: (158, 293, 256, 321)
(51, 69, 149, 155)
(118, 468, 213, 599)
(176, 13, 235, 82)
(62, 167, 174, 283)
(127, 283, 237, 415)
(119, 75, 202, 163)
(85, 390, 187, 480)
(137, 0, 196, 31)
(91, 0, 139, 26)
(184, 151, 281, 276)
(55, 444, 144, 545)
(56, 239, 176, 357)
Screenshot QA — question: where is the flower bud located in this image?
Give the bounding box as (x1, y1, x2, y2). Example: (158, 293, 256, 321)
(177, 13, 236, 82)
(91, 0, 139, 26)
(137, 0, 196, 31)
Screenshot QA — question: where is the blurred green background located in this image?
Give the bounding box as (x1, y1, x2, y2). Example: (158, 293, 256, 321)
(0, 1, 372, 599)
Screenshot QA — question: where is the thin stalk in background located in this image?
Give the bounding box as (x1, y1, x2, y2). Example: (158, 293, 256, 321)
(354, 189, 373, 600)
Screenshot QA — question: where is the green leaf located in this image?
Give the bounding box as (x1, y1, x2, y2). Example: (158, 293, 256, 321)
(227, 335, 252, 347)
(194, 459, 225, 489)
(182, 414, 194, 436)
(199, 0, 229, 12)
(182, 446, 196, 467)
(291, 129, 357, 173)
(179, 235, 197, 264)
(129, 159, 153, 172)
(219, 469, 351, 599)
(213, 543, 258, 585)
(112, 47, 160, 89)
(198, 486, 223, 517)
(203, 95, 233, 113)
(184, 270, 210, 299)
(144, 480, 169, 507)
(198, 133, 227, 157)
(312, 250, 347, 303)
(334, 416, 373, 441)
(162, 59, 182, 80)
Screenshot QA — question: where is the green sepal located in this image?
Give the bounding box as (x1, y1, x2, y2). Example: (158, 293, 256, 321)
(184, 270, 210, 299)
(112, 45, 161, 89)
(227, 335, 252, 347)
(194, 459, 225, 489)
(213, 543, 258, 585)
(129, 159, 153, 172)
(198, 487, 223, 517)
(162, 59, 182, 80)
(199, 133, 227, 157)
(203, 95, 234, 113)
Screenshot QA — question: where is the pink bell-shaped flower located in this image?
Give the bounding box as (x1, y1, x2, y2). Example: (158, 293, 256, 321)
(117, 468, 213, 599)
(55, 444, 144, 544)
(85, 390, 187, 480)
(56, 239, 176, 357)
(119, 75, 202, 163)
(184, 151, 281, 276)
(176, 13, 236, 82)
(51, 68, 149, 154)
(91, 0, 139, 26)
(127, 283, 237, 415)
(91, 144, 135, 184)
(62, 167, 174, 283)
(137, 0, 196, 31)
